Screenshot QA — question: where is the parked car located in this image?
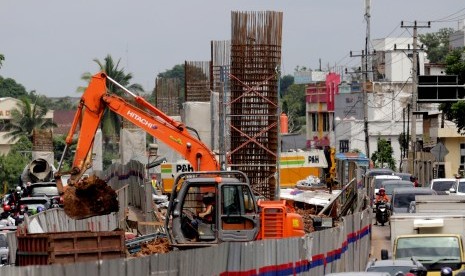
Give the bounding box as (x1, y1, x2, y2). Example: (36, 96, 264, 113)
(18, 196, 50, 215)
(391, 187, 437, 214)
(372, 175, 402, 196)
(381, 180, 414, 198)
(28, 182, 62, 207)
(394, 172, 413, 182)
(451, 178, 465, 195)
(365, 258, 427, 276)
(429, 178, 457, 195)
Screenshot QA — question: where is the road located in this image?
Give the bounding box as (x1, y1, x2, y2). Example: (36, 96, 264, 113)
(370, 213, 392, 261)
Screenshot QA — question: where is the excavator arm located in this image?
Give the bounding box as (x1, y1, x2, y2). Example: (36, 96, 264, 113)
(57, 72, 219, 219)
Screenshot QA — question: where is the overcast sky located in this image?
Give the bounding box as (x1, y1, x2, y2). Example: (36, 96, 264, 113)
(1, 1, 464, 98)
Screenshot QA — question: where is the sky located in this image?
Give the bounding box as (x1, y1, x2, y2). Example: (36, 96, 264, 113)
(0, 0, 464, 98)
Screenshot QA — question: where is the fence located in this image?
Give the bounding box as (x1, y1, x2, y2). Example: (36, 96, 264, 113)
(2, 209, 372, 275)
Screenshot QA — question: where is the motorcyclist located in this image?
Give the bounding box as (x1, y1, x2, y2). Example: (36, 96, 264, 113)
(8, 187, 22, 206)
(375, 187, 390, 203)
(374, 187, 390, 225)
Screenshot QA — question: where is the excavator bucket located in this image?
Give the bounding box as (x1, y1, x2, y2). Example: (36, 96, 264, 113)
(63, 175, 119, 220)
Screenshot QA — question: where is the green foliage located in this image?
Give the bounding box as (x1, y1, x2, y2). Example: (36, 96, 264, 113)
(0, 136, 31, 189)
(371, 138, 396, 170)
(53, 135, 75, 171)
(398, 132, 409, 155)
(419, 28, 454, 63)
(445, 48, 465, 83)
(280, 75, 294, 96)
(281, 83, 306, 133)
(158, 64, 185, 83)
(4, 97, 57, 142)
(79, 54, 143, 153)
(450, 101, 465, 135)
(0, 76, 29, 98)
(0, 54, 4, 68)
(51, 97, 78, 110)
(439, 47, 465, 135)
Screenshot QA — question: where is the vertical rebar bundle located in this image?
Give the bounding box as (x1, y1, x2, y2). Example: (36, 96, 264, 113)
(185, 61, 211, 102)
(153, 78, 182, 116)
(229, 11, 283, 199)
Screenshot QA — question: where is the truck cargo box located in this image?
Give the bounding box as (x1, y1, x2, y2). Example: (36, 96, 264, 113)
(16, 230, 126, 266)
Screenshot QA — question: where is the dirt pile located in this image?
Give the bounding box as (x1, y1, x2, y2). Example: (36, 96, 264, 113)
(64, 175, 119, 219)
(131, 237, 171, 256)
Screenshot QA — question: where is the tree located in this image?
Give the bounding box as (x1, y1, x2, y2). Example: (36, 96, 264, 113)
(419, 28, 454, 63)
(0, 76, 29, 98)
(4, 97, 56, 142)
(79, 54, 144, 151)
(0, 54, 4, 69)
(281, 83, 306, 133)
(371, 138, 396, 170)
(439, 47, 465, 134)
(0, 136, 31, 190)
(279, 74, 294, 97)
(158, 64, 184, 80)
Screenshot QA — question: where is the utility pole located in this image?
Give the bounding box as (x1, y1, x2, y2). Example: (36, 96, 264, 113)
(349, 50, 375, 159)
(401, 21, 430, 175)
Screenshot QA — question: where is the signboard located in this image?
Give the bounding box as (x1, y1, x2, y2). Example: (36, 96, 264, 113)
(417, 75, 465, 102)
(430, 142, 449, 161)
(279, 151, 328, 188)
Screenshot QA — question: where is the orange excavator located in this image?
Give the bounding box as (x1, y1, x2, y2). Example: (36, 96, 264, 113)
(56, 72, 305, 245)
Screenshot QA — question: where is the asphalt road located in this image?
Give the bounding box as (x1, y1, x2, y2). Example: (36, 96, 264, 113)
(370, 213, 392, 261)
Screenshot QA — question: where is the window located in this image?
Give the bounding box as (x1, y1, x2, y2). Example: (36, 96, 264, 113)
(311, 113, 317, 132)
(339, 140, 349, 153)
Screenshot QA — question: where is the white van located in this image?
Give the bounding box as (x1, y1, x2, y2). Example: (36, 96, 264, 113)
(451, 178, 465, 195)
(429, 178, 457, 195)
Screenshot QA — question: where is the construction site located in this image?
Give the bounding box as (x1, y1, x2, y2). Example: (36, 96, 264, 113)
(1, 11, 372, 275)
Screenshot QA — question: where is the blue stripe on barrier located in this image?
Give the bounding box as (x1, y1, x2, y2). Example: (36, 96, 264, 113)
(218, 222, 372, 275)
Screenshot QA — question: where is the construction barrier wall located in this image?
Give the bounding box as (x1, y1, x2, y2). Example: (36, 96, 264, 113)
(3, 209, 372, 275)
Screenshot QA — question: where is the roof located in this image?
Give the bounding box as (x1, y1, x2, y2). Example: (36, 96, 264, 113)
(53, 110, 78, 135)
(392, 187, 437, 195)
(373, 175, 399, 179)
(366, 259, 423, 267)
(381, 180, 413, 185)
(365, 168, 395, 177)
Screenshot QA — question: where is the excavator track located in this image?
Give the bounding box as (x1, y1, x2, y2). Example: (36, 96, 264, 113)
(63, 175, 119, 220)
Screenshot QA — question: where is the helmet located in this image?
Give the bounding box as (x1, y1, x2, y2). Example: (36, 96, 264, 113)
(379, 187, 386, 193)
(36, 206, 45, 213)
(16, 186, 21, 192)
(3, 205, 11, 212)
(441, 267, 453, 276)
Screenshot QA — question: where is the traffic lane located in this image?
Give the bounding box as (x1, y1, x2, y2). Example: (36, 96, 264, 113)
(370, 215, 392, 261)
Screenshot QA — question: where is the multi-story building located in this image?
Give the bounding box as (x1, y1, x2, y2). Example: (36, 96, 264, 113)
(304, 33, 465, 178)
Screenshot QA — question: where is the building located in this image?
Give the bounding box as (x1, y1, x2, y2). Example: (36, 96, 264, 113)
(0, 97, 54, 155)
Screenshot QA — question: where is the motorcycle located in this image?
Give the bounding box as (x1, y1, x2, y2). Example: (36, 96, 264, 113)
(375, 201, 390, 226)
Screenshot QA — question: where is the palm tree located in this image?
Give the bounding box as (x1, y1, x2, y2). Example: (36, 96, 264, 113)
(4, 97, 57, 142)
(78, 54, 144, 150)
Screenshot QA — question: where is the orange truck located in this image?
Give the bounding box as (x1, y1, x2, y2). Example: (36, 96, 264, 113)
(56, 72, 305, 247)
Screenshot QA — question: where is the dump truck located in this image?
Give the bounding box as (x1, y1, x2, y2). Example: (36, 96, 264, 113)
(55, 72, 305, 248)
(384, 195, 465, 275)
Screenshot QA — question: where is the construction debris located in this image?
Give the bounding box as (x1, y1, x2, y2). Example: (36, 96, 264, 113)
(130, 237, 171, 256)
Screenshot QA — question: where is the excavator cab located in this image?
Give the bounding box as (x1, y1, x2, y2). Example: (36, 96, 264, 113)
(166, 171, 260, 248)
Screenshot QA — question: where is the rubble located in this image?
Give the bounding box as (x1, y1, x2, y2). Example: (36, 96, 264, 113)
(131, 237, 171, 256)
